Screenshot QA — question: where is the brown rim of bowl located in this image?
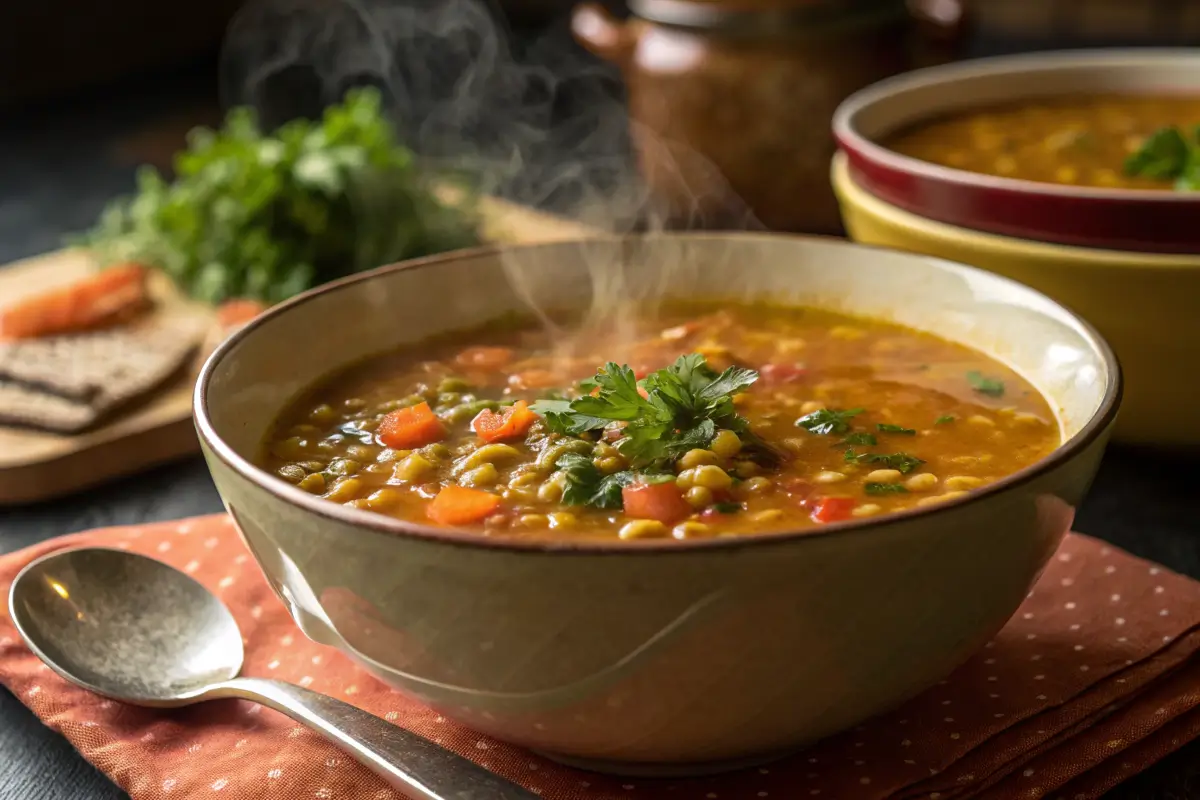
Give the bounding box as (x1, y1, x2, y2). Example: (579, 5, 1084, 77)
(194, 232, 1123, 555)
(832, 48, 1200, 203)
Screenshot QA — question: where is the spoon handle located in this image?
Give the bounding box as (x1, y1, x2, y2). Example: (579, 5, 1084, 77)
(219, 677, 538, 800)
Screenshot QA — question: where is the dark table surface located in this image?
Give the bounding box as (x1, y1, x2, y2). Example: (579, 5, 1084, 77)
(2, 33, 1200, 800)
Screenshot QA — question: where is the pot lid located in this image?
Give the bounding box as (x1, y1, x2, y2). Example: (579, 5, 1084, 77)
(627, 0, 909, 32)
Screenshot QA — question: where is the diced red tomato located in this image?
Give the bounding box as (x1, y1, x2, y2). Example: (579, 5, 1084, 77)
(810, 496, 856, 523)
(759, 363, 808, 386)
(472, 400, 538, 443)
(622, 482, 692, 524)
(377, 402, 446, 449)
(427, 486, 502, 525)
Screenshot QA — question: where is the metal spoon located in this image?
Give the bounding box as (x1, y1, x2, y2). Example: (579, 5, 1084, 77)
(8, 546, 536, 800)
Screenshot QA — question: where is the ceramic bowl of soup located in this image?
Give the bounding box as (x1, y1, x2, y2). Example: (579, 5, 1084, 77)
(832, 49, 1200, 253)
(195, 234, 1119, 774)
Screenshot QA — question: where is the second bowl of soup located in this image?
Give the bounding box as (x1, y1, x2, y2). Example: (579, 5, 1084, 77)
(833, 49, 1200, 252)
(195, 234, 1118, 772)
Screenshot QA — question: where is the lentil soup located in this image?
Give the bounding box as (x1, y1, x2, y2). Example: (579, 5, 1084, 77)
(884, 94, 1200, 190)
(260, 302, 1060, 541)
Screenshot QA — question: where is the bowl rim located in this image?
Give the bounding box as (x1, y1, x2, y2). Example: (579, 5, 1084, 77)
(832, 47, 1200, 204)
(194, 233, 1122, 555)
(830, 151, 1200, 269)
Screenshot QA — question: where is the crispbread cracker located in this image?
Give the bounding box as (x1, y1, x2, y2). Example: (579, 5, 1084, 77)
(0, 313, 208, 433)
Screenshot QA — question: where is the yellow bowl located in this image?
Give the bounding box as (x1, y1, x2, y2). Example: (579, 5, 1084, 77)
(833, 151, 1200, 447)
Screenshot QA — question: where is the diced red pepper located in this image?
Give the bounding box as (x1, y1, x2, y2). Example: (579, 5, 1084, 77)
(377, 402, 447, 449)
(810, 496, 857, 524)
(622, 482, 692, 524)
(472, 400, 538, 443)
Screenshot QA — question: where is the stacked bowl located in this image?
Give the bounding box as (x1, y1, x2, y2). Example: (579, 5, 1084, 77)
(831, 49, 1200, 446)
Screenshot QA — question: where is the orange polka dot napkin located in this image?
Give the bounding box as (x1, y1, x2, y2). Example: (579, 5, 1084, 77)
(2, 515, 1200, 800)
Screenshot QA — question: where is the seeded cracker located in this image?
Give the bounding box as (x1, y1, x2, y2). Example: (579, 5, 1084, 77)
(0, 314, 208, 433)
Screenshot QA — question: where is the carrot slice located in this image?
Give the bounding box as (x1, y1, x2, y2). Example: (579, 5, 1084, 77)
(471, 400, 538, 443)
(622, 482, 692, 524)
(377, 402, 446, 449)
(427, 486, 502, 525)
(455, 346, 515, 370)
(0, 263, 149, 340)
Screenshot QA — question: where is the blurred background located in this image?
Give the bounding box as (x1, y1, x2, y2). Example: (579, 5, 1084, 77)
(4, 0, 1200, 266)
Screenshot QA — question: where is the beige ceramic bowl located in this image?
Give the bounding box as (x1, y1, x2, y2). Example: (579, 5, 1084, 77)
(195, 234, 1119, 775)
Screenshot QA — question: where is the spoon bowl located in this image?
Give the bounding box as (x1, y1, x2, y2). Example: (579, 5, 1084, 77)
(10, 547, 242, 705)
(8, 546, 537, 800)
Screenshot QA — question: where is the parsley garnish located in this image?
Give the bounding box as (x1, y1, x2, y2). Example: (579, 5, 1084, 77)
(796, 408, 864, 436)
(845, 449, 925, 474)
(966, 371, 1005, 398)
(555, 453, 674, 510)
(865, 482, 908, 495)
(1124, 125, 1200, 190)
(712, 501, 742, 514)
(530, 354, 769, 470)
(842, 432, 877, 447)
(876, 423, 916, 435)
(935, 415, 955, 425)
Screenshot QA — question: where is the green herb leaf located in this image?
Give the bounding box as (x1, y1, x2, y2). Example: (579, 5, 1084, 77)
(1125, 126, 1192, 181)
(75, 88, 479, 305)
(876, 423, 916, 435)
(796, 408, 864, 436)
(712, 501, 742, 514)
(842, 432, 877, 446)
(966, 371, 1005, 398)
(934, 415, 955, 425)
(865, 482, 908, 495)
(555, 453, 638, 510)
(845, 450, 926, 474)
(533, 355, 761, 470)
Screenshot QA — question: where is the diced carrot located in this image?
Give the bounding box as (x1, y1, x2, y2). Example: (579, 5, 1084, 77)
(427, 486, 502, 525)
(216, 298, 266, 329)
(810, 496, 856, 524)
(377, 402, 446, 449)
(622, 482, 692, 524)
(455, 346, 515, 370)
(471, 400, 538, 443)
(0, 263, 149, 340)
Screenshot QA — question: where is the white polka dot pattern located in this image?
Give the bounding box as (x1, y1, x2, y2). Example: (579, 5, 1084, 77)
(0, 516, 1199, 800)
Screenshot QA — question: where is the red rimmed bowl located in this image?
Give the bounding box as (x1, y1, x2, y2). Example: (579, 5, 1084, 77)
(832, 48, 1200, 254)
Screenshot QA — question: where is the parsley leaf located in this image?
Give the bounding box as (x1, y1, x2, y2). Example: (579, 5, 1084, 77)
(555, 453, 643, 510)
(876, 423, 916, 435)
(75, 88, 478, 305)
(842, 432, 877, 446)
(935, 415, 955, 425)
(845, 449, 926, 474)
(530, 354, 762, 470)
(865, 482, 908, 495)
(796, 408, 864, 436)
(1125, 126, 1192, 181)
(966, 371, 1005, 398)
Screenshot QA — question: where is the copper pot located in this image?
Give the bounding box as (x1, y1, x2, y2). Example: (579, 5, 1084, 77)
(572, 0, 965, 233)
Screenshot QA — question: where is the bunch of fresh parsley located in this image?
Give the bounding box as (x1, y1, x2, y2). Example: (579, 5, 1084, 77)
(77, 88, 479, 305)
(1124, 125, 1200, 191)
(531, 354, 762, 471)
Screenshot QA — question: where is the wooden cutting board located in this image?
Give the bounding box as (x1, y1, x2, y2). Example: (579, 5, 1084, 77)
(0, 197, 596, 505)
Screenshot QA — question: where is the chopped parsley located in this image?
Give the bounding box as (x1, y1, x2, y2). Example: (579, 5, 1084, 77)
(935, 415, 956, 425)
(712, 501, 742, 514)
(842, 432, 877, 447)
(796, 407, 864, 436)
(845, 449, 926, 474)
(554, 453, 674, 510)
(876, 423, 916, 435)
(966, 371, 1005, 398)
(865, 482, 908, 495)
(1124, 125, 1200, 190)
(530, 354, 776, 470)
